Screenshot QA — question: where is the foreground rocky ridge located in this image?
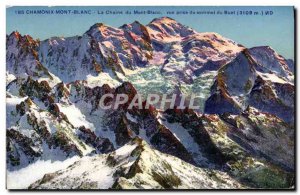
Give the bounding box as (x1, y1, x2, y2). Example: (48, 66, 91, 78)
(29, 138, 244, 189)
(6, 17, 294, 189)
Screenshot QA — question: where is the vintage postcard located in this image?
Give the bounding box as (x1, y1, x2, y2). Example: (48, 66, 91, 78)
(6, 6, 295, 190)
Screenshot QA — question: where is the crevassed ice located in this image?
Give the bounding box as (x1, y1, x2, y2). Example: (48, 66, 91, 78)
(124, 66, 217, 112)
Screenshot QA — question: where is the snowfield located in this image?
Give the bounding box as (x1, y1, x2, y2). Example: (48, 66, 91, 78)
(7, 156, 80, 189)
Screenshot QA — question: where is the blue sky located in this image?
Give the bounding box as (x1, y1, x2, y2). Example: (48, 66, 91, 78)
(6, 6, 294, 59)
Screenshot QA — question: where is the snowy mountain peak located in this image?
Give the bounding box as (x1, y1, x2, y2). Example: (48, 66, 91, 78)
(147, 17, 196, 38)
(249, 46, 293, 77)
(150, 16, 179, 25)
(85, 22, 111, 35)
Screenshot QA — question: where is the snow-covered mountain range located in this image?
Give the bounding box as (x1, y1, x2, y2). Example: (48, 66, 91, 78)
(6, 17, 294, 189)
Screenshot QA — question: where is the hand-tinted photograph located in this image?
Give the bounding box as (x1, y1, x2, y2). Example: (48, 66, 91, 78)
(6, 6, 295, 190)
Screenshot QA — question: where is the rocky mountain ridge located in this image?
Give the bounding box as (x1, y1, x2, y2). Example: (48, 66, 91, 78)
(6, 17, 295, 189)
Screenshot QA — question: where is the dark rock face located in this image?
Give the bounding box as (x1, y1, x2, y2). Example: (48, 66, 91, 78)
(6, 32, 52, 79)
(7, 128, 42, 166)
(204, 91, 242, 115)
(286, 59, 294, 73)
(220, 107, 294, 172)
(248, 76, 294, 124)
(205, 50, 256, 114)
(77, 126, 115, 153)
(164, 108, 228, 167)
